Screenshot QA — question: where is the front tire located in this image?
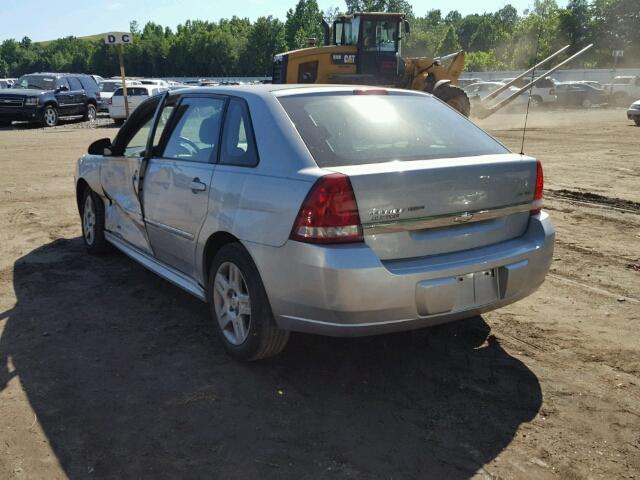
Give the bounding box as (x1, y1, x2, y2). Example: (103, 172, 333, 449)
(81, 188, 110, 254)
(208, 243, 289, 361)
(433, 84, 471, 117)
(41, 105, 59, 127)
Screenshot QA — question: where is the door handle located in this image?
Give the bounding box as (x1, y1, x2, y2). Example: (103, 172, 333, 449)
(190, 177, 207, 193)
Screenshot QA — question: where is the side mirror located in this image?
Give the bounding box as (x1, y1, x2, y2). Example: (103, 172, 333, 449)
(88, 137, 112, 156)
(404, 20, 411, 35)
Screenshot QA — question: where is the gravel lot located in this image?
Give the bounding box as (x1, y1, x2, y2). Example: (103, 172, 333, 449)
(0, 110, 639, 479)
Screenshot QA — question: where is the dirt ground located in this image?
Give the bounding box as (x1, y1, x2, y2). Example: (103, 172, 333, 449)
(0, 109, 638, 479)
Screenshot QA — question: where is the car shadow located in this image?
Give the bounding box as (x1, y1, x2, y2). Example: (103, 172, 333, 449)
(0, 238, 542, 479)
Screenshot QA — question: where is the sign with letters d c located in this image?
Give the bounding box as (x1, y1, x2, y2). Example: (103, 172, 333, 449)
(104, 32, 133, 45)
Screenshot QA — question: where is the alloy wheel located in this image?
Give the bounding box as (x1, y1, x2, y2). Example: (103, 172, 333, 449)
(44, 107, 57, 127)
(83, 195, 95, 245)
(213, 262, 252, 345)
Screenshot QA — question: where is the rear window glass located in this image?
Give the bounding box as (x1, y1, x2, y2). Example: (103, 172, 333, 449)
(278, 92, 508, 167)
(100, 82, 121, 92)
(114, 87, 149, 96)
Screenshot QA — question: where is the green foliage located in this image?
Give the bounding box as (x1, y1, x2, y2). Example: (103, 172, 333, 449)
(0, 0, 638, 77)
(285, 0, 324, 50)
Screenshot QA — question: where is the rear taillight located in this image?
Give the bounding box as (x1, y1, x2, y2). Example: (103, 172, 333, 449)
(531, 160, 544, 215)
(290, 173, 363, 244)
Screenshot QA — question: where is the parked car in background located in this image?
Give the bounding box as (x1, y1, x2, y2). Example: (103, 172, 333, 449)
(604, 75, 640, 107)
(627, 99, 640, 126)
(572, 80, 604, 89)
(0, 72, 99, 127)
(0, 79, 13, 89)
(167, 80, 187, 90)
(91, 75, 105, 85)
(457, 78, 482, 88)
(552, 82, 608, 108)
(76, 85, 554, 360)
(108, 84, 168, 124)
(140, 79, 169, 87)
(98, 79, 142, 111)
(501, 76, 557, 106)
(464, 81, 529, 109)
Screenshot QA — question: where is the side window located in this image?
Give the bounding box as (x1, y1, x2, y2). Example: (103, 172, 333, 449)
(124, 117, 153, 157)
(220, 98, 259, 167)
(298, 61, 319, 83)
(78, 76, 97, 93)
(67, 77, 83, 91)
(55, 77, 70, 91)
(161, 96, 225, 163)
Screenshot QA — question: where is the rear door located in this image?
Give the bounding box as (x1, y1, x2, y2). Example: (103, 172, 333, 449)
(142, 94, 226, 276)
(278, 91, 538, 261)
(67, 76, 86, 114)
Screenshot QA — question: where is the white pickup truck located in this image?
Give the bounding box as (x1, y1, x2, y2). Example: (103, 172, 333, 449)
(605, 76, 640, 106)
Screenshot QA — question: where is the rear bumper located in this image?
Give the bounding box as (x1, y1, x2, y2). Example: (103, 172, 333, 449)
(246, 212, 555, 336)
(108, 105, 126, 119)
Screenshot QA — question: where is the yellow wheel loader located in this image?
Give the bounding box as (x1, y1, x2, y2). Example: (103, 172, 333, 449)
(272, 12, 470, 115)
(272, 12, 593, 118)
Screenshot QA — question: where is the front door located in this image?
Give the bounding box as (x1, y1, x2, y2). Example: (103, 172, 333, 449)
(100, 115, 155, 253)
(357, 18, 398, 83)
(143, 95, 226, 277)
(54, 77, 75, 115)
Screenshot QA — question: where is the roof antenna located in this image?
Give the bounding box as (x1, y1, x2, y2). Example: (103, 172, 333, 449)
(521, 12, 545, 155)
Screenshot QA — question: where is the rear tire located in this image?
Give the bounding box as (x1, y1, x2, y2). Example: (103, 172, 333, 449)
(635, 118, 640, 127)
(83, 103, 97, 122)
(208, 243, 289, 361)
(81, 188, 110, 255)
(433, 84, 471, 117)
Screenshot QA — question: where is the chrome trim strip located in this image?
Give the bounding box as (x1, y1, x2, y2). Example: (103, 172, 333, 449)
(280, 314, 417, 328)
(145, 218, 194, 240)
(362, 200, 542, 235)
(105, 231, 206, 301)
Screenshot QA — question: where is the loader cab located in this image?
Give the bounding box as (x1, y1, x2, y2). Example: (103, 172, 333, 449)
(332, 13, 407, 82)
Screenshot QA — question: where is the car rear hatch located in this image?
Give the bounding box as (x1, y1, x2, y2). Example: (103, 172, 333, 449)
(325, 153, 538, 261)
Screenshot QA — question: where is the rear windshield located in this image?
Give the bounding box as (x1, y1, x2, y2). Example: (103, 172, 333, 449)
(100, 82, 121, 92)
(278, 92, 508, 167)
(114, 87, 149, 96)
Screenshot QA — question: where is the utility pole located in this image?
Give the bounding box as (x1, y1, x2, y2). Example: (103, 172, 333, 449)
(105, 32, 133, 118)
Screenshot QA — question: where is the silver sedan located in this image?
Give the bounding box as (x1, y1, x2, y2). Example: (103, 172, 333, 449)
(75, 85, 554, 360)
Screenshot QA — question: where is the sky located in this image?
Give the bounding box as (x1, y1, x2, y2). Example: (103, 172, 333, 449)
(1, 0, 558, 42)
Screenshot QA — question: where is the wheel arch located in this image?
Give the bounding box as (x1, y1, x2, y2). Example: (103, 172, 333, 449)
(202, 231, 243, 286)
(76, 178, 90, 212)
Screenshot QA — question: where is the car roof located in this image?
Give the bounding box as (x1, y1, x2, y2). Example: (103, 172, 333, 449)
(26, 72, 90, 77)
(167, 84, 432, 100)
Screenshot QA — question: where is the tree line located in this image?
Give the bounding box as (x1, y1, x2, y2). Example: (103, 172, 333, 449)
(0, 0, 638, 78)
